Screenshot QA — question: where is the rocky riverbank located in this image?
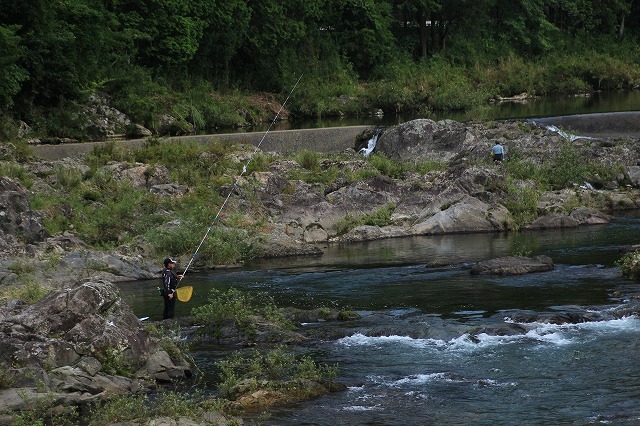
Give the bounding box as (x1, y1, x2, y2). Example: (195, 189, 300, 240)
(3, 116, 640, 423)
(4, 117, 640, 282)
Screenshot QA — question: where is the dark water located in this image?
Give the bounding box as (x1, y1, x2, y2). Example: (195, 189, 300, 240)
(118, 214, 640, 425)
(226, 91, 640, 133)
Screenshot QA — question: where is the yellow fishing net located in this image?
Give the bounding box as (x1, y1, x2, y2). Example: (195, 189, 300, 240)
(176, 286, 193, 302)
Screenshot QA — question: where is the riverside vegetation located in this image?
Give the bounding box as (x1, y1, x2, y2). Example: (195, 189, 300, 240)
(2, 1, 640, 141)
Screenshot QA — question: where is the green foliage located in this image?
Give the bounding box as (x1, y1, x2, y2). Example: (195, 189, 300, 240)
(1, 0, 640, 138)
(504, 178, 540, 230)
(216, 346, 339, 397)
(0, 24, 28, 111)
(0, 161, 33, 187)
(296, 150, 321, 172)
(505, 142, 611, 191)
(89, 391, 227, 425)
(541, 142, 591, 189)
(0, 264, 49, 303)
(192, 288, 294, 340)
(99, 348, 131, 377)
(336, 203, 397, 236)
(617, 250, 640, 281)
(366, 153, 445, 178)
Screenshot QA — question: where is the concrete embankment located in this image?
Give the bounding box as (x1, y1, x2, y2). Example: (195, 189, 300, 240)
(531, 111, 640, 138)
(30, 111, 640, 161)
(32, 125, 373, 161)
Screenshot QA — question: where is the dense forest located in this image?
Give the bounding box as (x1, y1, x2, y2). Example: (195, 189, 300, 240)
(1, 0, 639, 140)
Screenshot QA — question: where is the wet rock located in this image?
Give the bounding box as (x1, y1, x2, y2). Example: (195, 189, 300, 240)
(470, 255, 554, 276)
(569, 206, 613, 225)
(526, 213, 579, 229)
(334, 224, 411, 243)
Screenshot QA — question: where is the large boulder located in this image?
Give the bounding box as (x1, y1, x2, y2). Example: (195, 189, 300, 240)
(0, 280, 191, 415)
(83, 93, 132, 140)
(412, 196, 512, 235)
(375, 119, 471, 161)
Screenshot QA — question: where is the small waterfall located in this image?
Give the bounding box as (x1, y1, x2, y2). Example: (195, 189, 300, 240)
(544, 124, 593, 142)
(359, 128, 383, 157)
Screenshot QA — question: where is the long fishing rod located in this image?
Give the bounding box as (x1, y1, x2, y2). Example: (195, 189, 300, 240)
(178, 74, 303, 283)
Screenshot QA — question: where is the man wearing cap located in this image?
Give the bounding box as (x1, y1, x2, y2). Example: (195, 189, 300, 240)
(162, 258, 183, 319)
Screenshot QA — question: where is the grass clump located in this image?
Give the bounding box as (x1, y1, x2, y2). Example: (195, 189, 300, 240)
(617, 251, 640, 281)
(366, 153, 445, 179)
(216, 346, 339, 398)
(336, 203, 397, 236)
(0, 161, 33, 188)
(89, 391, 229, 426)
(504, 178, 540, 230)
(192, 288, 295, 340)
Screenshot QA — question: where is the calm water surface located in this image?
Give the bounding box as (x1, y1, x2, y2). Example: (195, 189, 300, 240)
(118, 213, 640, 425)
(230, 91, 640, 133)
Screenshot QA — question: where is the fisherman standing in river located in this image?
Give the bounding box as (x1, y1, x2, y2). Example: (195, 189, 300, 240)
(491, 141, 505, 163)
(162, 257, 183, 320)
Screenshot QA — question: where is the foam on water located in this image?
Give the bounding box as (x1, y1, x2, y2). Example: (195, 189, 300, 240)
(337, 316, 640, 353)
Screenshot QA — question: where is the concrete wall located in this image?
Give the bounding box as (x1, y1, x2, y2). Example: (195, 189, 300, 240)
(32, 126, 374, 161)
(531, 111, 640, 138)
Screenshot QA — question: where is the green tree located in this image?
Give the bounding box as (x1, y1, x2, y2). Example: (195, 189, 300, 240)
(193, 0, 251, 87)
(109, 0, 213, 70)
(325, 0, 397, 78)
(0, 24, 27, 111)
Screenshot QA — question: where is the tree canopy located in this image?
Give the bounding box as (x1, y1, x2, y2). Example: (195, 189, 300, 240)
(0, 0, 638, 127)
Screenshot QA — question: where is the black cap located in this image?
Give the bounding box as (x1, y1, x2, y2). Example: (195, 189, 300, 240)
(164, 257, 177, 267)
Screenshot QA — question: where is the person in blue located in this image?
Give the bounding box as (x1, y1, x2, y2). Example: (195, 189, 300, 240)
(162, 257, 183, 319)
(491, 142, 505, 163)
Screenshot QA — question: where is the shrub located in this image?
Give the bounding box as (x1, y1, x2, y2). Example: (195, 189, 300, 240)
(89, 391, 228, 425)
(0, 161, 33, 187)
(336, 203, 397, 235)
(617, 251, 640, 281)
(216, 347, 339, 398)
(504, 178, 540, 230)
(192, 288, 294, 340)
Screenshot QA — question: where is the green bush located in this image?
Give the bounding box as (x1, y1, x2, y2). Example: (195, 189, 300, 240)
(617, 250, 640, 281)
(89, 392, 227, 425)
(336, 203, 397, 235)
(0, 161, 33, 187)
(192, 288, 294, 340)
(216, 347, 339, 397)
(504, 178, 540, 230)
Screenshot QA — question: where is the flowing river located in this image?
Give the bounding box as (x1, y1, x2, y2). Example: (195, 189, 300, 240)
(117, 212, 640, 425)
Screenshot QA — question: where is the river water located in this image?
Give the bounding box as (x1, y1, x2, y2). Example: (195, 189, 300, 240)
(117, 212, 640, 425)
(234, 90, 640, 133)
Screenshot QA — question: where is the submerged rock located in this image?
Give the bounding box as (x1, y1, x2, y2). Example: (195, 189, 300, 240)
(469, 255, 554, 276)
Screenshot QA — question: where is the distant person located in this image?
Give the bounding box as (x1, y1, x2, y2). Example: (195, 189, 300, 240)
(491, 142, 505, 163)
(161, 257, 183, 319)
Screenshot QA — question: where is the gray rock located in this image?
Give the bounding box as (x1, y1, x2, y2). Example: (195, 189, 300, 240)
(470, 255, 554, 275)
(0, 279, 192, 416)
(376, 119, 469, 161)
(0, 177, 48, 245)
(101, 162, 171, 188)
(526, 213, 579, 230)
(412, 196, 511, 235)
